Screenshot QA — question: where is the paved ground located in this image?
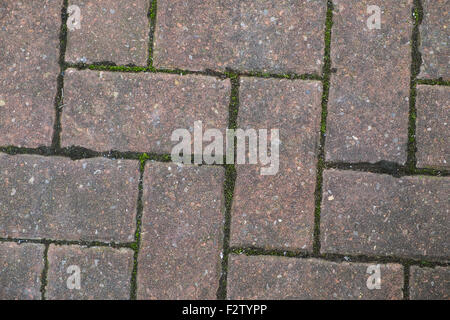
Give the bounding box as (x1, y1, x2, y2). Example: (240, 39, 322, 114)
(0, 0, 448, 300)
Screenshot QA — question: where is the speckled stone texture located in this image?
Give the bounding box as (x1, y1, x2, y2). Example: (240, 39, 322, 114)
(415, 85, 449, 169)
(66, 0, 149, 65)
(0, 243, 44, 300)
(326, 0, 412, 164)
(230, 78, 322, 251)
(227, 255, 404, 300)
(153, 0, 326, 74)
(46, 245, 133, 300)
(61, 69, 230, 153)
(321, 170, 450, 261)
(0, 0, 61, 148)
(410, 266, 449, 300)
(0, 153, 139, 242)
(419, 0, 450, 80)
(137, 163, 224, 299)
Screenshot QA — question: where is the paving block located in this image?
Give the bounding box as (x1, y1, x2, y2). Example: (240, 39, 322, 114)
(410, 266, 449, 300)
(326, 0, 413, 164)
(61, 69, 230, 153)
(415, 85, 449, 169)
(0, 153, 139, 242)
(66, 0, 149, 66)
(137, 163, 224, 299)
(46, 245, 133, 300)
(0, 242, 45, 300)
(230, 78, 322, 251)
(321, 169, 450, 260)
(419, 0, 450, 80)
(227, 255, 404, 299)
(0, 0, 62, 147)
(153, 0, 326, 74)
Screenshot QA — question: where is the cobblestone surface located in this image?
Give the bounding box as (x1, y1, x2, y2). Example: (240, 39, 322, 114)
(137, 163, 224, 299)
(0, 154, 140, 242)
(227, 255, 404, 299)
(61, 69, 230, 153)
(410, 266, 449, 300)
(321, 170, 449, 261)
(46, 245, 134, 300)
(0, 0, 61, 148)
(415, 85, 449, 169)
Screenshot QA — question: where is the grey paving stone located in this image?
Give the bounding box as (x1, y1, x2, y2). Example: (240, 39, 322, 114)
(326, 0, 413, 164)
(0, 242, 44, 300)
(410, 266, 449, 300)
(61, 69, 230, 153)
(0, 0, 62, 147)
(230, 78, 322, 251)
(137, 163, 225, 299)
(153, 0, 326, 74)
(0, 153, 139, 242)
(46, 245, 134, 300)
(321, 169, 450, 260)
(227, 255, 404, 299)
(415, 85, 449, 169)
(419, 0, 450, 80)
(66, 0, 149, 66)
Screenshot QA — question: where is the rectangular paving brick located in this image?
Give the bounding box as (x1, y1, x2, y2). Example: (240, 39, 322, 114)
(326, 0, 413, 164)
(321, 170, 450, 260)
(66, 0, 149, 66)
(419, 0, 450, 80)
(415, 85, 449, 169)
(61, 69, 230, 153)
(46, 245, 133, 300)
(137, 163, 225, 299)
(0, 0, 61, 148)
(0, 153, 139, 242)
(410, 266, 449, 300)
(230, 78, 322, 251)
(154, 0, 326, 74)
(227, 255, 404, 299)
(0, 242, 44, 300)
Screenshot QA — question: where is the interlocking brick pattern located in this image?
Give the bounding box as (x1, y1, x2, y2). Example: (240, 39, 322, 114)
(0, 0, 448, 300)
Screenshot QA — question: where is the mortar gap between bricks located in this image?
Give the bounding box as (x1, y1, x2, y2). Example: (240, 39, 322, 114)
(40, 243, 50, 300)
(147, 0, 158, 69)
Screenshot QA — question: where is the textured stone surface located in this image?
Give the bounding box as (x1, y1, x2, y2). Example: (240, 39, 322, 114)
(0, 153, 139, 242)
(46, 245, 133, 300)
(137, 163, 224, 299)
(230, 78, 322, 251)
(61, 69, 230, 153)
(0, 0, 61, 147)
(66, 0, 149, 66)
(0, 242, 44, 300)
(419, 0, 450, 80)
(415, 85, 449, 169)
(321, 170, 450, 260)
(326, 0, 412, 164)
(410, 266, 449, 300)
(153, 0, 326, 74)
(227, 255, 404, 299)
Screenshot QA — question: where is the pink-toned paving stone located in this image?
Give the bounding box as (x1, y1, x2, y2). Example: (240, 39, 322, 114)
(321, 170, 450, 260)
(46, 245, 134, 300)
(0, 153, 139, 242)
(66, 0, 149, 66)
(419, 0, 450, 80)
(137, 163, 225, 299)
(410, 266, 449, 300)
(227, 255, 404, 300)
(0, 242, 44, 300)
(153, 0, 326, 74)
(415, 85, 449, 169)
(0, 0, 61, 147)
(230, 78, 322, 251)
(61, 69, 230, 153)
(326, 0, 413, 164)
